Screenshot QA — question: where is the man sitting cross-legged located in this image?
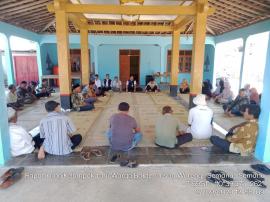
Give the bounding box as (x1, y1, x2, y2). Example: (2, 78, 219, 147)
(71, 84, 95, 112)
(155, 106, 192, 149)
(8, 107, 44, 157)
(38, 101, 82, 159)
(106, 102, 142, 165)
(210, 104, 260, 156)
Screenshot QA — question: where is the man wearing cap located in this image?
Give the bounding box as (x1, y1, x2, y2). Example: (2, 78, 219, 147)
(38, 101, 82, 159)
(7, 107, 43, 157)
(71, 84, 94, 112)
(187, 94, 213, 139)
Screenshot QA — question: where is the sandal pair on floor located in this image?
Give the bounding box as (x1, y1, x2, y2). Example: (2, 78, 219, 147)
(80, 149, 103, 161)
(243, 170, 267, 189)
(0, 167, 24, 189)
(206, 170, 233, 187)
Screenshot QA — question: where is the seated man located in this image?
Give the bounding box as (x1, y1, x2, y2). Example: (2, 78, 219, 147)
(8, 107, 44, 157)
(179, 79, 190, 94)
(107, 102, 142, 152)
(71, 84, 94, 112)
(82, 82, 98, 103)
(16, 81, 35, 104)
(38, 101, 82, 159)
(112, 76, 122, 92)
(94, 74, 105, 96)
(145, 78, 158, 92)
(28, 81, 50, 98)
(187, 94, 213, 139)
(6, 84, 24, 110)
(210, 104, 260, 156)
(126, 75, 137, 92)
(155, 106, 192, 149)
(103, 74, 112, 91)
(223, 88, 249, 117)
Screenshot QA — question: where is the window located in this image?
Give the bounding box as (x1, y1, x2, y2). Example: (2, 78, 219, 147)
(167, 50, 192, 73)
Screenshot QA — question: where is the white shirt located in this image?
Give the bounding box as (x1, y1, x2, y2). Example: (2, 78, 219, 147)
(6, 91, 18, 103)
(187, 105, 213, 139)
(9, 123, 35, 157)
(95, 79, 101, 88)
(112, 80, 122, 89)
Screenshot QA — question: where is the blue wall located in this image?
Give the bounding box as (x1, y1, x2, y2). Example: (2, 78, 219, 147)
(39, 34, 215, 85)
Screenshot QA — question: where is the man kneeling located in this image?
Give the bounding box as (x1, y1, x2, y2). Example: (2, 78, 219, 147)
(155, 106, 192, 149)
(210, 104, 260, 156)
(107, 102, 142, 162)
(38, 101, 82, 159)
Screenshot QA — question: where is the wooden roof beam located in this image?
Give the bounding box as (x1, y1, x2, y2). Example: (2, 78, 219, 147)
(209, 0, 257, 18)
(221, 0, 268, 15)
(0, 0, 50, 15)
(87, 24, 177, 32)
(174, 16, 193, 31)
(48, 3, 215, 15)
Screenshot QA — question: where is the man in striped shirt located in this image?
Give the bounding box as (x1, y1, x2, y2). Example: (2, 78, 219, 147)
(38, 101, 82, 159)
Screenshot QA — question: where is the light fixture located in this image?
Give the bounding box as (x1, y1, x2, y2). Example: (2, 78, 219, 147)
(120, 0, 144, 22)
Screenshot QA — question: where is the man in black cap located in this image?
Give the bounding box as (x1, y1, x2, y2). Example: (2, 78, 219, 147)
(71, 84, 94, 112)
(38, 100, 82, 159)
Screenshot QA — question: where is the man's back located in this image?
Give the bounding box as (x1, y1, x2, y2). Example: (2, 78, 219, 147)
(110, 113, 137, 151)
(188, 105, 213, 139)
(155, 114, 179, 148)
(40, 112, 76, 155)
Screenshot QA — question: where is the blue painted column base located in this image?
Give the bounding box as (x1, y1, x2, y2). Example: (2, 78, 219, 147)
(189, 93, 197, 109)
(169, 85, 178, 97)
(60, 94, 72, 110)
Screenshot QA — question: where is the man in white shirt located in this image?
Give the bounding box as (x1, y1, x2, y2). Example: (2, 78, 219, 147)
(8, 107, 44, 157)
(186, 94, 213, 139)
(112, 76, 122, 92)
(6, 84, 23, 110)
(94, 74, 105, 96)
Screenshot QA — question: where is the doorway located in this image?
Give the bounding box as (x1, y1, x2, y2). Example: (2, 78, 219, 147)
(119, 49, 140, 84)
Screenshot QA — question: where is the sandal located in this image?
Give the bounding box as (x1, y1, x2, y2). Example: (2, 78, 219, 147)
(110, 154, 120, 163)
(243, 170, 265, 182)
(91, 149, 103, 157)
(251, 164, 270, 175)
(0, 167, 24, 189)
(80, 151, 91, 161)
(210, 170, 233, 182)
(206, 174, 230, 187)
(120, 160, 138, 168)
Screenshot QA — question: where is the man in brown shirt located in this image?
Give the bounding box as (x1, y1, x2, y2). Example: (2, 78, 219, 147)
(210, 104, 260, 156)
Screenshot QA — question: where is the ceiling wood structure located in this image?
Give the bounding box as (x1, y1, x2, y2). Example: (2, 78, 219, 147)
(0, 0, 269, 36)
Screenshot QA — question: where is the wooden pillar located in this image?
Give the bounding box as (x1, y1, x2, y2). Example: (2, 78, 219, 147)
(189, 0, 208, 108)
(170, 30, 180, 97)
(80, 28, 90, 85)
(55, 5, 71, 109)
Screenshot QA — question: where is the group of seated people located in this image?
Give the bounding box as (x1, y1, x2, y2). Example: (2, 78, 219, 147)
(179, 77, 261, 118)
(7, 92, 261, 161)
(6, 79, 52, 111)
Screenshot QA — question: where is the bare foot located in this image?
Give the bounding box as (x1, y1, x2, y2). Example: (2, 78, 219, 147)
(38, 147, 45, 160)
